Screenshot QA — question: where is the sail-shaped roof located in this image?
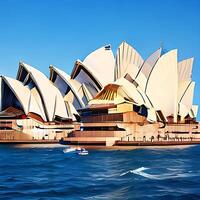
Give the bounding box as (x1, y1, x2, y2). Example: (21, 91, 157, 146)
(138, 48, 162, 79)
(179, 82, 195, 114)
(178, 58, 193, 82)
(114, 42, 144, 80)
(66, 101, 79, 121)
(29, 88, 47, 121)
(1, 76, 31, 114)
(177, 58, 195, 118)
(71, 60, 102, 91)
(0, 76, 49, 121)
(71, 45, 115, 89)
(0, 41, 197, 123)
(17, 62, 69, 121)
(135, 48, 162, 91)
(145, 50, 178, 121)
(50, 65, 85, 108)
(83, 45, 115, 86)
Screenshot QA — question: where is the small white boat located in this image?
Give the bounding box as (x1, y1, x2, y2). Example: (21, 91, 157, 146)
(77, 148, 89, 155)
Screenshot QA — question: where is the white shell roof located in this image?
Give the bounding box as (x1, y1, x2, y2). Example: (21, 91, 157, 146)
(82, 83, 94, 101)
(18, 62, 70, 121)
(179, 82, 195, 110)
(138, 48, 162, 79)
(115, 78, 149, 107)
(146, 50, 178, 119)
(135, 48, 162, 91)
(1, 76, 47, 121)
(178, 58, 193, 82)
(50, 65, 85, 108)
(72, 60, 103, 90)
(2, 76, 31, 114)
(115, 41, 144, 80)
(29, 87, 47, 121)
(178, 80, 195, 118)
(83, 45, 115, 86)
(66, 101, 79, 121)
(0, 41, 197, 122)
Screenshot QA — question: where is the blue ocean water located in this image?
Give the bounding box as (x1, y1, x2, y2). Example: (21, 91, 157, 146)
(0, 145, 200, 200)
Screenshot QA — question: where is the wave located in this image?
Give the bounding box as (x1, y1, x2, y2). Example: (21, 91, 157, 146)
(120, 167, 148, 176)
(120, 167, 196, 180)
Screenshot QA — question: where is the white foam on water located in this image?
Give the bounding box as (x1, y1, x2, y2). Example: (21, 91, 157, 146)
(120, 167, 148, 176)
(166, 168, 181, 171)
(120, 167, 196, 180)
(63, 147, 76, 153)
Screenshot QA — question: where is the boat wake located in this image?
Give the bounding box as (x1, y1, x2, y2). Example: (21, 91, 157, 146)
(63, 148, 76, 153)
(120, 167, 195, 180)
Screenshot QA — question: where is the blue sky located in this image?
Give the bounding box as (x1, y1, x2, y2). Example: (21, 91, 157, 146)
(0, 0, 200, 117)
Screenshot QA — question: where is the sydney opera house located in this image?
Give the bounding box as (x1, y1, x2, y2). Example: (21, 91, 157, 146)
(0, 41, 200, 146)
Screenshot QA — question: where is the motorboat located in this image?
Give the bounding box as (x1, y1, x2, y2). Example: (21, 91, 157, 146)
(63, 147, 88, 155)
(77, 148, 89, 155)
